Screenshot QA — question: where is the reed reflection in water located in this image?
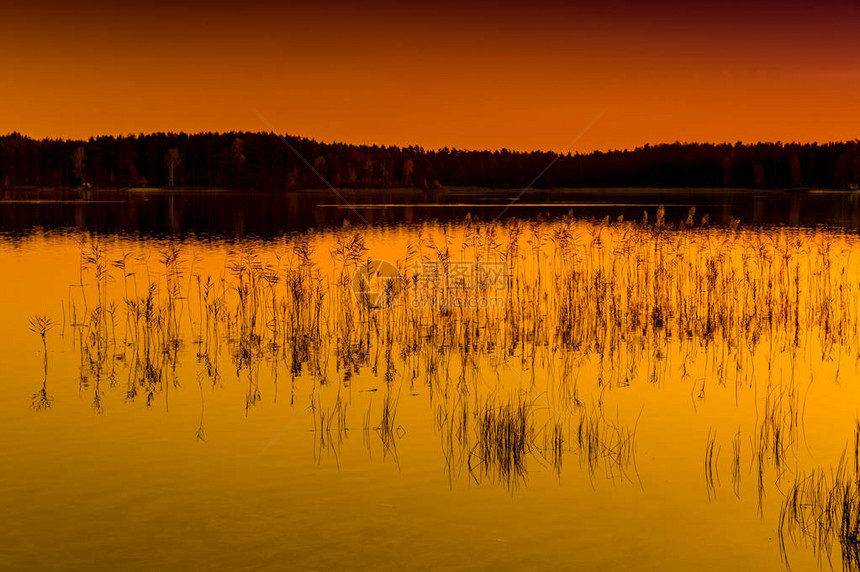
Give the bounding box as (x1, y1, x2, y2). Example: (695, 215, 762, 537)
(7, 210, 860, 570)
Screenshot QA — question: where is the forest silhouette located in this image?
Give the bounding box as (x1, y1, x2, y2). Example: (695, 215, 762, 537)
(1, 132, 859, 191)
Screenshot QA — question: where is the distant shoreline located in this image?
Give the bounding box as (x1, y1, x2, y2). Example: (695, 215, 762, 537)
(2, 134, 858, 192)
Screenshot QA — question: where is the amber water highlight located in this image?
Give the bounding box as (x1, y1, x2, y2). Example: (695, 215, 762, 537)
(3, 211, 860, 570)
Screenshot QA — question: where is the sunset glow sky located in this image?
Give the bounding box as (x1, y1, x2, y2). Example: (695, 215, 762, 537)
(2, 0, 859, 152)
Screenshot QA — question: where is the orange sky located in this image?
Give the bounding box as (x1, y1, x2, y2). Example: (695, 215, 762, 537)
(1, 0, 859, 152)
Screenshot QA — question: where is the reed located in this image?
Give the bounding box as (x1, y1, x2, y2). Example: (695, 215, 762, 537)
(28, 314, 55, 411)
(778, 432, 860, 572)
(28, 210, 860, 568)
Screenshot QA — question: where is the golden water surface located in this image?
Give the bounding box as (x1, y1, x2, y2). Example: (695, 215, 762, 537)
(3, 216, 860, 571)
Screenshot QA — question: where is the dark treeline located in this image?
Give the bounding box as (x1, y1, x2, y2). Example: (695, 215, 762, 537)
(1, 132, 860, 190)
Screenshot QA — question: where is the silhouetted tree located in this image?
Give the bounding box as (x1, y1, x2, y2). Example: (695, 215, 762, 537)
(790, 155, 804, 187)
(166, 148, 180, 187)
(72, 146, 86, 186)
(0, 132, 857, 191)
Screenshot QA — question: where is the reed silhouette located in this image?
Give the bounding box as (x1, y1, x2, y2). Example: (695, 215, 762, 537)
(29, 315, 55, 411)
(30, 208, 860, 568)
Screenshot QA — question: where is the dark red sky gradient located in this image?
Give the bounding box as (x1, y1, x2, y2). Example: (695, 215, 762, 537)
(1, 0, 859, 151)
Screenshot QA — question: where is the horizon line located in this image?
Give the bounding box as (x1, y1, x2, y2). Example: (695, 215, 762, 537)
(2, 130, 858, 156)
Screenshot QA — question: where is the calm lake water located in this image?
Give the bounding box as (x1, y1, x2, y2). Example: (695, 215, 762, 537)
(4, 188, 860, 571)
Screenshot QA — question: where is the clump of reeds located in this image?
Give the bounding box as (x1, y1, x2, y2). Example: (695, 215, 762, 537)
(778, 424, 860, 572)
(29, 210, 860, 507)
(470, 393, 533, 489)
(574, 403, 639, 484)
